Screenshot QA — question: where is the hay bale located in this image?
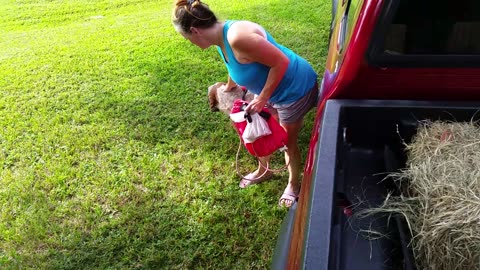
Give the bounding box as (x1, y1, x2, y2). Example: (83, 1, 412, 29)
(362, 121, 480, 270)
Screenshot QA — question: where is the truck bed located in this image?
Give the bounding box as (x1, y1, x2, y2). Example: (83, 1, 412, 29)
(273, 99, 480, 270)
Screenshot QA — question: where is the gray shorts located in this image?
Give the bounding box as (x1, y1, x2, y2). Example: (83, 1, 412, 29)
(272, 82, 319, 124)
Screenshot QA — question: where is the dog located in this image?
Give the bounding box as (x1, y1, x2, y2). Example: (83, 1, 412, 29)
(208, 82, 277, 116)
(208, 82, 254, 114)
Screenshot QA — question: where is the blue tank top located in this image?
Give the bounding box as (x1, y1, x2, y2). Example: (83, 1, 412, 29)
(216, 20, 317, 105)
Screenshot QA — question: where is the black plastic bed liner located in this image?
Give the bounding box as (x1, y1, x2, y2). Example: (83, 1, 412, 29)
(274, 99, 480, 270)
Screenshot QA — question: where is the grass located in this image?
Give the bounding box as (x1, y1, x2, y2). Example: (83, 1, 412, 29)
(0, 0, 331, 269)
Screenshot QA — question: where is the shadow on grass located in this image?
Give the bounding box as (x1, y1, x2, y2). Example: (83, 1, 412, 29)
(40, 180, 287, 269)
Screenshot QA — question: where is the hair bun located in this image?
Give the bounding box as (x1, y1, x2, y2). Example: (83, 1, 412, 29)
(174, 0, 201, 8)
(191, 0, 201, 8)
(172, 0, 216, 33)
(174, 0, 188, 7)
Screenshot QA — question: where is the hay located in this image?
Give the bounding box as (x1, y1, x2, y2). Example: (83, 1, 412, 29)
(362, 121, 480, 270)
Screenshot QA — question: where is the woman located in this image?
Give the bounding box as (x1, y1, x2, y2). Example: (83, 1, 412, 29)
(172, 0, 318, 207)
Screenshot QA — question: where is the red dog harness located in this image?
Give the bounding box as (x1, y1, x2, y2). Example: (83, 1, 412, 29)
(230, 99, 288, 157)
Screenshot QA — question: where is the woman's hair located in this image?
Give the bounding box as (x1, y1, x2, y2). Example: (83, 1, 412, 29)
(172, 0, 218, 34)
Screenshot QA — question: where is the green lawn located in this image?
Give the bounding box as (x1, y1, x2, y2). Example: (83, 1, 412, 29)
(0, 0, 331, 269)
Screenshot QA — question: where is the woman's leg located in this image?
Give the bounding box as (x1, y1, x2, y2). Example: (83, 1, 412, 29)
(238, 107, 279, 188)
(278, 119, 303, 207)
(239, 155, 273, 188)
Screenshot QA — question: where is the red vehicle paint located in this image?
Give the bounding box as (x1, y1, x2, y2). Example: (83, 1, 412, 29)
(274, 0, 480, 268)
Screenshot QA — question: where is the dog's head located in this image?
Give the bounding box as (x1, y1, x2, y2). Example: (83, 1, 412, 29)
(207, 82, 224, 112)
(207, 82, 253, 115)
(207, 82, 278, 119)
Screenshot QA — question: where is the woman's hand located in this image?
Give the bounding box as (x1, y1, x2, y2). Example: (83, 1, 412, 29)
(224, 81, 238, 92)
(245, 95, 268, 113)
(218, 82, 238, 92)
(222, 76, 238, 92)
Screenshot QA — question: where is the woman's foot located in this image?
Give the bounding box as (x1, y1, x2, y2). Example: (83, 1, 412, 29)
(239, 169, 273, 188)
(278, 183, 300, 208)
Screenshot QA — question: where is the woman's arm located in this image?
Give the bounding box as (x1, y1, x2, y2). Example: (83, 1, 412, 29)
(224, 75, 238, 92)
(227, 22, 290, 113)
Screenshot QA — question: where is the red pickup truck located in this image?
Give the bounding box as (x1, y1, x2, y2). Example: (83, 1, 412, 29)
(273, 0, 480, 269)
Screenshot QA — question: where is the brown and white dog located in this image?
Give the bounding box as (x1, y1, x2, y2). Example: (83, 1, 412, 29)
(208, 82, 254, 114)
(208, 82, 277, 116)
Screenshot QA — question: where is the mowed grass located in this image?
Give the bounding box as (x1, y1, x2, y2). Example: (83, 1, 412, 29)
(0, 0, 331, 269)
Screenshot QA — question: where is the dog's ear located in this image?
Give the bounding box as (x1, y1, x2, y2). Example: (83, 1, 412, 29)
(208, 87, 220, 112)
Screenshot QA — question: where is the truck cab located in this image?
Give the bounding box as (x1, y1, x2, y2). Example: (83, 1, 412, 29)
(272, 0, 480, 269)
